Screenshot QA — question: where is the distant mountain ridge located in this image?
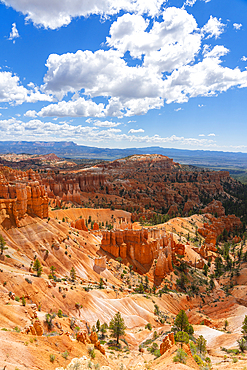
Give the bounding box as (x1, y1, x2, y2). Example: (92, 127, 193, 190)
(0, 141, 247, 169)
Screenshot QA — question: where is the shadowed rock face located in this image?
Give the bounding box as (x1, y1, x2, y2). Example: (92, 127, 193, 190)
(0, 165, 48, 227)
(198, 213, 242, 249)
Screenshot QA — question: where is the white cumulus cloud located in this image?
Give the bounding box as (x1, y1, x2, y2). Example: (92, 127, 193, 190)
(33, 97, 105, 117)
(202, 15, 225, 39)
(107, 8, 201, 72)
(0, 71, 52, 104)
(11, 6, 246, 118)
(233, 23, 242, 30)
(1, 0, 165, 29)
(8, 23, 19, 43)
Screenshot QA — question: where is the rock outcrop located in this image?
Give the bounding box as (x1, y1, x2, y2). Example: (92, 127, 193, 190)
(198, 213, 242, 251)
(76, 331, 91, 344)
(0, 166, 48, 226)
(41, 170, 105, 204)
(89, 332, 106, 355)
(160, 332, 175, 355)
(101, 227, 187, 279)
(203, 200, 225, 217)
(22, 319, 44, 336)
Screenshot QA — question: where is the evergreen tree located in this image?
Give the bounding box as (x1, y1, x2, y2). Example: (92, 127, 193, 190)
(109, 312, 126, 344)
(224, 319, 229, 331)
(96, 319, 101, 332)
(50, 265, 56, 279)
(136, 283, 144, 294)
(99, 278, 104, 289)
(196, 335, 207, 354)
(175, 331, 189, 348)
(100, 323, 108, 338)
(144, 275, 149, 291)
(242, 315, 247, 340)
(70, 267, 76, 281)
(0, 234, 7, 255)
(176, 272, 189, 291)
(33, 259, 42, 277)
(173, 310, 190, 333)
(237, 338, 247, 352)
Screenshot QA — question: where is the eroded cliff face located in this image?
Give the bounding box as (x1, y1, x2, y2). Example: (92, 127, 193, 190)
(41, 170, 105, 204)
(36, 154, 233, 215)
(100, 227, 186, 279)
(0, 166, 48, 227)
(198, 212, 242, 256)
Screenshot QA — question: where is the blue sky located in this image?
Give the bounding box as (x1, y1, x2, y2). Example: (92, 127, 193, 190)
(0, 0, 247, 152)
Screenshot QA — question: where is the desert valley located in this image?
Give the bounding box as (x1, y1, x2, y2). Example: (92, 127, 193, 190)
(0, 152, 246, 370)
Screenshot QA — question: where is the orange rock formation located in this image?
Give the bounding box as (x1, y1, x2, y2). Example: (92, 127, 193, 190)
(0, 166, 48, 227)
(198, 212, 242, 254)
(160, 332, 175, 355)
(100, 227, 187, 279)
(203, 200, 225, 217)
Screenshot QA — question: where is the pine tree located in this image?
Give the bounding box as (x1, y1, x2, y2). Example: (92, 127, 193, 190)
(100, 323, 108, 338)
(0, 234, 7, 255)
(96, 319, 101, 332)
(33, 259, 42, 277)
(70, 267, 76, 281)
(99, 278, 104, 289)
(242, 315, 247, 340)
(50, 265, 56, 279)
(109, 312, 126, 345)
(196, 335, 207, 354)
(175, 331, 189, 348)
(173, 310, 189, 333)
(144, 275, 149, 290)
(136, 283, 144, 294)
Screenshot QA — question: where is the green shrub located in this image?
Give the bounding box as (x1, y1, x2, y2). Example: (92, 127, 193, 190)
(62, 350, 69, 359)
(50, 354, 55, 363)
(175, 331, 189, 347)
(193, 354, 203, 366)
(147, 342, 158, 354)
(88, 345, 96, 359)
(189, 341, 196, 355)
(153, 349, 161, 358)
(15, 296, 20, 302)
(173, 348, 187, 364)
(145, 323, 152, 331)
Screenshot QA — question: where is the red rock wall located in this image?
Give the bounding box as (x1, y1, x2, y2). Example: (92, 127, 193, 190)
(41, 171, 105, 204)
(198, 213, 242, 248)
(101, 227, 180, 278)
(0, 166, 48, 226)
